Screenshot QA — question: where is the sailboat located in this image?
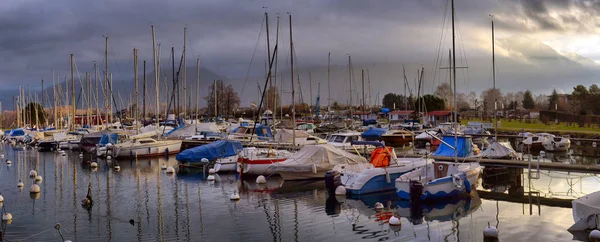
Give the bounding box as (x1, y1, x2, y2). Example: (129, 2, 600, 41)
(394, 0, 481, 201)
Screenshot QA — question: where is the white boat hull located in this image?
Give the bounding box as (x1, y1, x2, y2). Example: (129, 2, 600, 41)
(115, 141, 182, 159)
(214, 155, 239, 173)
(396, 162, 481, 201)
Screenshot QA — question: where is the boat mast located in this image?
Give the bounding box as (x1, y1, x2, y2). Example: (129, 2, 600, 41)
(143, 60, 147, 122)
(183, 27, 187, 119)
(41, 79, 45, 128)
(309, 72, 313, 116)
(104, 36, 109, 129)
(273, 15, 280, 121)
(491, 14, 497, 140)
(196, 57, 200, 125)
(289, 13, 296, 147)
(52, 70, 57, 128)
(348, 55, 353, 120)
(451, 0, 458, 162)
(327, 52, 331, 113)
(265, 11, 272, 113)
(86, 72, 90, 128)
(152, 25, 159, 124)
(94, 62, 99, 126)
(70, 54, 75, 131)
(134, 48, 139, 134)
(362, 69, 365, 121)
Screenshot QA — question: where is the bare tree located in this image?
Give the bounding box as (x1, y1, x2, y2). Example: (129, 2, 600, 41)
(434, 83, 453, 107)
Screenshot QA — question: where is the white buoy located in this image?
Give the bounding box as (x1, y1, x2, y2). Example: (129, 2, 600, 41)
(90, 162, 98, 168)
(207, 175, 215, 181)
(36, 175, 43, 182)
(230, 191, 240, 200)
(114, 165, 121, 171)
(483, 225, 499, 240)
(256, 175, 267, 184)
(17, 180, 24, 188)
(594, 142, 598, 148)
(30, 183, 40, 193)
(590, 230, 600, 242)
(161, 164, 167, 170)
(22, 146, 26, 150)
(539, 151, 546, 158)
(0, 193, 4, 202)
(79, 153, 84, 158)
(388, 215, 401, 226)
(61, 152, 66, 156)
(335, 186, 346, 196)
(1, 154, 4, 158)
(29, 170, 37, 177)
(6, 160, 11, 165)
(208, 168, 216, 174)
(106, 155, 112, 160)
(374, 202, 384, 211)
(165, 166, 175, 174)
(2, 213, 12, 221)
(201, 158, 209, 163)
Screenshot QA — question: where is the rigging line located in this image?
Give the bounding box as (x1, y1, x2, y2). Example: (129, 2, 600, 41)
(431, 0, 451, 93)
(240, 14, 266, 102)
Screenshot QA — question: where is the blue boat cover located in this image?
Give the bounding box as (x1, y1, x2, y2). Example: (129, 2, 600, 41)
(361, 127, 387, 139)
(9, 129, 25, 136)
(433, 135, 473, 157)
(176, 140, 243, 163)
(98, 133, 118, 145)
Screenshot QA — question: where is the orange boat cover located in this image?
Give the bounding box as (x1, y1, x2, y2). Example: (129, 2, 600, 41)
(370, 146, 393, 167)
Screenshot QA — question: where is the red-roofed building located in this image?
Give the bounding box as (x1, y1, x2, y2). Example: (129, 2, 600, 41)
(388, 110, 414, 122)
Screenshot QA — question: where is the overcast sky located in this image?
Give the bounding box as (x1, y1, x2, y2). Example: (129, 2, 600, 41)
(2, 0, 600, 107)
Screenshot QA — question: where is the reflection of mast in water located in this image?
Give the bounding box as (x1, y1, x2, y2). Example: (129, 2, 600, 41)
(144, 177, 150, 227)
(106, 166, 112, 240)
(54, 153, 58, 218)
(262, 197, 280, 241)
(184, 184, 191, 241)
(136, 165, 142, 241)
(294, 199, 299, 242)
(197, 183, 205, 240)
(72, 155, 78, 241)
(156, 164, 165, 240)
(173, 170, 180, 239)
(96, 167, 101, 234)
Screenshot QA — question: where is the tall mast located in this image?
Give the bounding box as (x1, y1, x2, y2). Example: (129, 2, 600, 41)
(362, 69, 365, 121)
(196, 57, 200, 124)
(289, 13, 296, 147)
(70, 54, 75, 131)
(265, 11, 272, 112)
(327, 52, 331, 112)
(183, 27, 187, 118)
(152, 25, 159, 123)
(143, 60, 147, 122)
(309, 72, 313, 116)
(348, 55, 353, 119)
(52, 70, 57, 127)
(134, 48, 139, 134)
(273, 15, 280, 120)
(213, 79, 217, 118)
(104, 36, 109, 129)
(171, 46, 175, 117)
(491, 15, 497, 140)
(94, 62, 99, 126)
(451, 0, 457, 162)
(110, 73, 113, 124)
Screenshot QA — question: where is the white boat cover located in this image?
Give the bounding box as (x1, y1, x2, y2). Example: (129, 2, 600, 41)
(569, 190, 600, 231)
(478, 141, 518, 159)
(272, 144, 367, 172)
(416, 131, 439, 140)
(53, 132, 68, 142)
(275, 129, 309, 143)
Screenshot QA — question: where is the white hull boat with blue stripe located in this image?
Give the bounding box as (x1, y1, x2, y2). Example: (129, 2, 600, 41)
(395, 162, 481, 201)
(335, 157, 430, 196)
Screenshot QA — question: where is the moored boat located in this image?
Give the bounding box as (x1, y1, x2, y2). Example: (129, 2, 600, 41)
(381, 130, 414, 147)
(238, 147, 293, 175)
(176, 140, 243, 169)
(114, 138, 181, 159)
(542, 136, 571, 152)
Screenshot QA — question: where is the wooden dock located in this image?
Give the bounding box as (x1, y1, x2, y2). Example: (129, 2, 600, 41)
(399, 154, 600, 173)
(476, 190, 573, 208)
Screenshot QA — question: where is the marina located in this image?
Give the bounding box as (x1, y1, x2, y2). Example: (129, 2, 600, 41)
(3, 0, 600, 241)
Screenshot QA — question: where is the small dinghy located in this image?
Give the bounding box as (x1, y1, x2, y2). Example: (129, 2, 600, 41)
(395, 161, 481, 201)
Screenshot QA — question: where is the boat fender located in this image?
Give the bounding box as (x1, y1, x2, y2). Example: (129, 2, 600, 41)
(452, 174, 463, 189)
(312, 163, 317, 174)
(590, 230, 600, 242)
(464, 178, 471, 193)
(385, 172, 391, 184)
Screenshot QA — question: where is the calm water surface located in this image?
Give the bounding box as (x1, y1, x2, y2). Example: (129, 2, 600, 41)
(0, 145, 598, 241)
